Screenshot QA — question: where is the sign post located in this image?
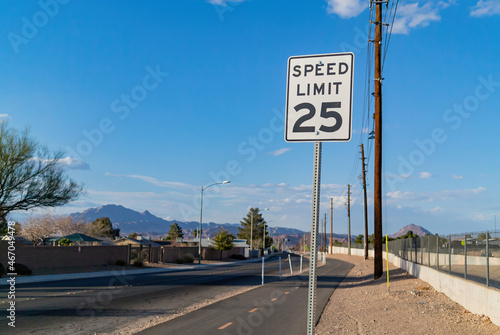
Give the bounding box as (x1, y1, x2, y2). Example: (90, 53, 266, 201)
(285, 53, 353, 335)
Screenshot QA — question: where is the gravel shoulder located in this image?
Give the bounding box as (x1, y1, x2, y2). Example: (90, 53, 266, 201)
(315, 254, 500, 335)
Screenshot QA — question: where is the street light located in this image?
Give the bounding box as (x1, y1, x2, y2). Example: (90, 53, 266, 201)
(250, 208, 269, 258)
(199, 180, 230, 264)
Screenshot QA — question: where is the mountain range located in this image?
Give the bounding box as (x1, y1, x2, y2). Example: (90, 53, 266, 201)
(69, 204, 433, 244)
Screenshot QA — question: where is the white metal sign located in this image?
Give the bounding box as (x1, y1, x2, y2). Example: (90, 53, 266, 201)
(285, 53, 354, 142)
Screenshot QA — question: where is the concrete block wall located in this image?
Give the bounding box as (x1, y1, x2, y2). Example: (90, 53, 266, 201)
(333, 246, 500, 327)
(0, 241, 128, 270)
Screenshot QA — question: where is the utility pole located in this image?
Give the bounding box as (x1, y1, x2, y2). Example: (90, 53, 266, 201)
(347, 184, 351, 256)
(324, 213, 327, 254)
(372, 0, 384, 279)
(360, 144, 369, 260)
(330, 198, 333, 254)
(320, 217, 323, 253)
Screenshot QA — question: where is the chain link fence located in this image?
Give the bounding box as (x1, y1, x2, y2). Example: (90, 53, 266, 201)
(386, 232, 500, 289)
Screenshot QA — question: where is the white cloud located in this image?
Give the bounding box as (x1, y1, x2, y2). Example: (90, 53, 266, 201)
(104, 173, 195, 190)
(419, 171, 432, 179)
(452, 175, 463, 180)
(270, 148, 291, 156)
(392, 1, 453, 34)
(31, 156, 90, 170)
(59, 157, 90, 170)
(470, 0, 500, 17)
(326, 0, 368, 18)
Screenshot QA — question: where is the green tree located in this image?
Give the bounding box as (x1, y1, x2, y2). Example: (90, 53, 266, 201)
(0, 123, 83, 234)
(58, 238, 72, 246)
(237, 207, 270, 250)
(90, 217, 120, 239)
(127, 232, 140, 239)
(354, 234, 364, 244)
(167, 222, 184, 240)
(212, 229, 235, 260)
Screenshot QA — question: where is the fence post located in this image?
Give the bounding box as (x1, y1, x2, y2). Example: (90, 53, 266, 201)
(436, 235, 439, 271)
(127, 244, 131, 264)
(427, 237, 430, 267)
(464, 235, 467, 280)
(448, 235, 451, 275)
(486, 233, 490, 287)
(421, 238, 423, 264)
(415, 238, 418, 263)
(409, 238, 412, 262)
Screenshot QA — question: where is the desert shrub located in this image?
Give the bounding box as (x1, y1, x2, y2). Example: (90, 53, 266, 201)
(14, 263, 32, 275)
(230, 254, 246, 260)
(115, 260, 126, 266)
(132, 259, 143, 267)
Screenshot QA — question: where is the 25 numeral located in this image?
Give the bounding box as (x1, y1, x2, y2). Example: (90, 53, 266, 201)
(293, 102, 342, 133)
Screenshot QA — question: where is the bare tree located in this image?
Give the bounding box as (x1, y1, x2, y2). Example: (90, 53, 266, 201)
(0, 123, 83, 234)
(22, 215, 57, 245)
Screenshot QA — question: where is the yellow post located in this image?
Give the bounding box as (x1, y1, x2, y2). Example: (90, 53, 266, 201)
(386, 234, 390, 294)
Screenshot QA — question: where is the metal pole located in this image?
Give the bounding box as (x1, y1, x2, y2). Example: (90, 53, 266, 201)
(464, 234, 468, 280)
(436, 235, 439, 271)
(427, 237, 430, 267)
(250, 213, 253, 259)
(486, 233, 490, 287)
(279, 256, 282, 280)
(199, 186, 204, 264)
(449, 235, 451, 275)
(300, 254, 303, 273)
(307, 142, 321, 335)
(289, 255, 293, 275)
(261, 257, 265, 285)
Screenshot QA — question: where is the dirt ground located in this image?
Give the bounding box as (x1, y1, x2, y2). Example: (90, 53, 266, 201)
(316, 254, 500, 335)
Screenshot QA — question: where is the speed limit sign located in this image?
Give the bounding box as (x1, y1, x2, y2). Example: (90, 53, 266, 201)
(285, 53, 354, 142)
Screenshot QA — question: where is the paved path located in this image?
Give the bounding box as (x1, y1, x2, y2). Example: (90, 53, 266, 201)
(137, 258, 353, 335)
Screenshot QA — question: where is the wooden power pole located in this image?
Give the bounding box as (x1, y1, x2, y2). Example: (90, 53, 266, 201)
(373, 0, 384, 279)
(360, 144, 369, 260)
(347, 184, 351, 255)
(324, 213, 327, 254)
(330, 198, 333, 253)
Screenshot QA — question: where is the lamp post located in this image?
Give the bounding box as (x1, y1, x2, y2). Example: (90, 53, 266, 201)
(199, 180, 230, 264)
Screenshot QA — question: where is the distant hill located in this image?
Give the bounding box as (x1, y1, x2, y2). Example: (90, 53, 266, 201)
(69, 204, 307, 240)
(389, 224, 433, 238)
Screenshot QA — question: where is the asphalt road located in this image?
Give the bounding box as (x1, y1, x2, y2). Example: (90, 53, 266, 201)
(0, 253, 314, 334)
(137, 257, 354, 335)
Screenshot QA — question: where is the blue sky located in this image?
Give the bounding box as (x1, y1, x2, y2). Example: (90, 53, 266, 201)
(2, 0, 500, 236)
